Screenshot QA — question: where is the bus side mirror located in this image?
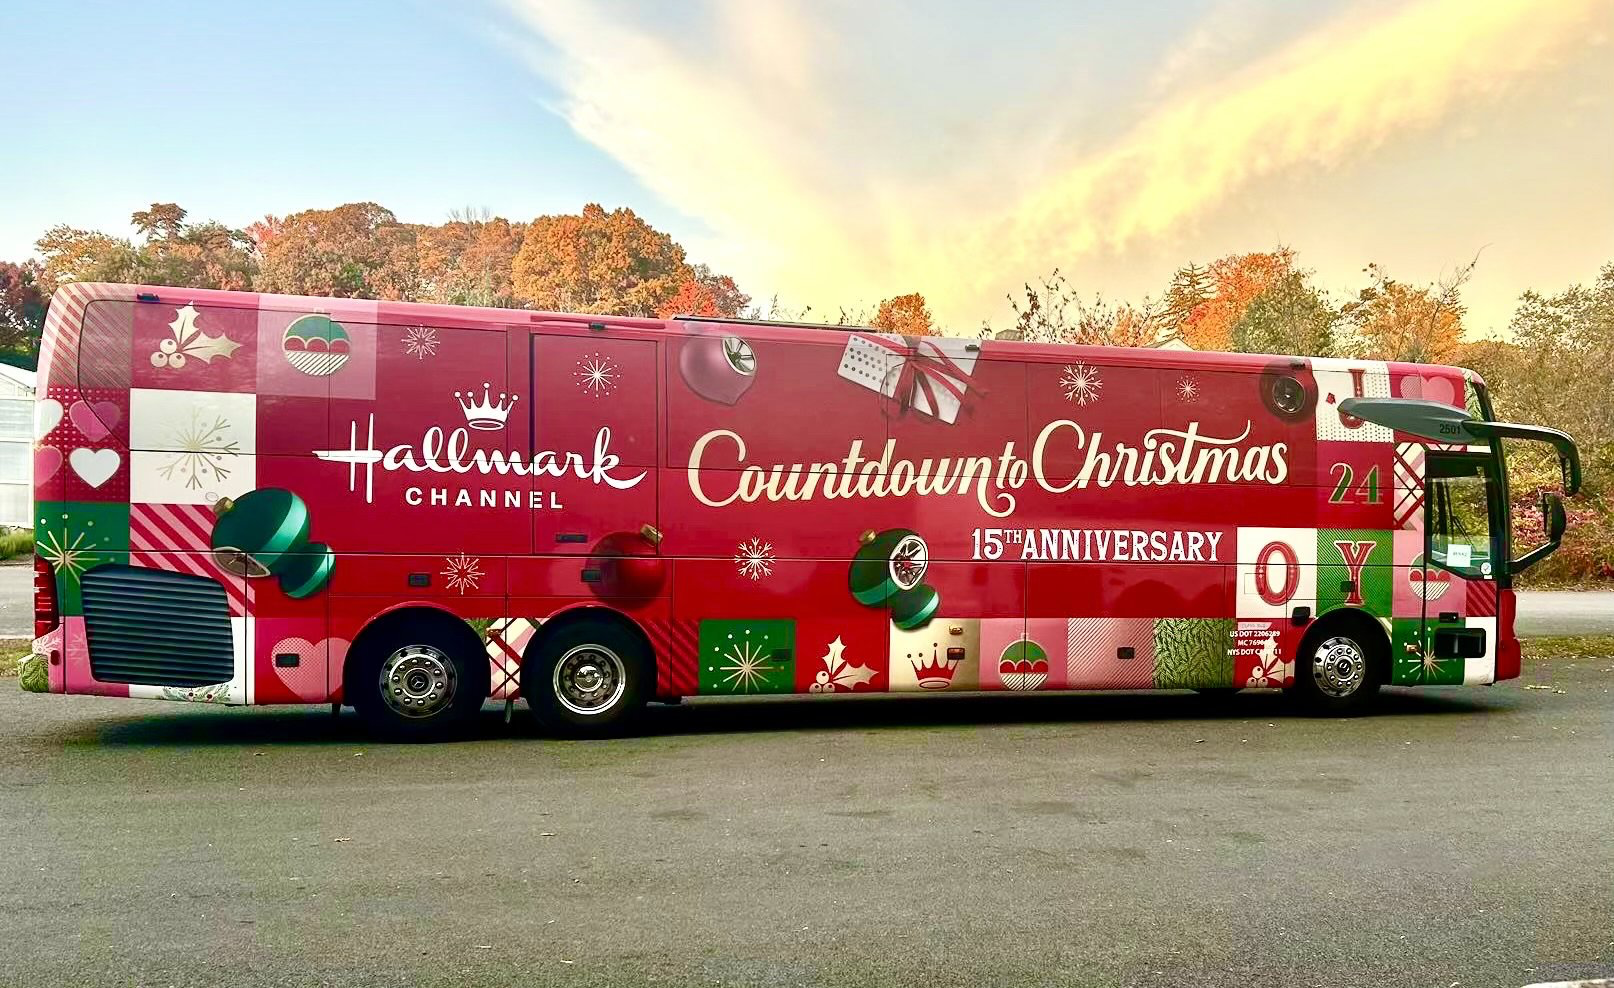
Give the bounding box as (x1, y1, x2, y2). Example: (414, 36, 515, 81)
(1544, 491, 1567, 543)
(1512, 492, 1567, 575)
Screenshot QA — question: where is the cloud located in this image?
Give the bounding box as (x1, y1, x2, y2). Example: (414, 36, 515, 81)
(497, 0, 1608, 327)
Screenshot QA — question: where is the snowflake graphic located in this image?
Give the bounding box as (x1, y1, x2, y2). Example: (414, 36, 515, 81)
(716, 635, 783, 693)
(441, 553, 484, 594)
(1176, 376, 1200, 403)
(809, 636, 878, 693)
(575, 354, 618, 396)
(403, 326, 438, 360)
(1405, 651, 1451, 683)
(157, 409, 240, 490)
(1059, 363, 1102, 405)
(38, 526, 98, 580)
(733, 537, 775, 581)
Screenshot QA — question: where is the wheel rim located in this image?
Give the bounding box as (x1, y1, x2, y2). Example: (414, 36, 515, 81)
(552, 644, 627, 716)
(1312, 636, 1367, 698)
(380, 644, 457, 719)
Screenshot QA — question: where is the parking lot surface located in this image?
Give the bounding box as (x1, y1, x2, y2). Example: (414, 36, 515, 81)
(2, 658, 1611, 987)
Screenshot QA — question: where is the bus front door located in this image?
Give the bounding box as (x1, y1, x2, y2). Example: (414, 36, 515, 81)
(1419, 452, 1501, 685)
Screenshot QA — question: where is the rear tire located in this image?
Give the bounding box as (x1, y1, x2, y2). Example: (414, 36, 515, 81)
(352, 619, 487, 741)
(1291, 621, 1384, 714)
(523, 619, 651, 738)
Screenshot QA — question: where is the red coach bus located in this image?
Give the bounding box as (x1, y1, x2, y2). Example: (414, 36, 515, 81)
(23, 283, 1580, 739)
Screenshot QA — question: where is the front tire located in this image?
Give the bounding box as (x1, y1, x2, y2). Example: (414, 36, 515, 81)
(523, 619, 651, 738)
(352, 620, 488, 741)
(1292, 624, 1383, 714)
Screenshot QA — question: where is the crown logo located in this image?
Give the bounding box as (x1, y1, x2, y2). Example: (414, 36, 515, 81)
(911, 644, 964, 690)
(455, 383, 518, 431)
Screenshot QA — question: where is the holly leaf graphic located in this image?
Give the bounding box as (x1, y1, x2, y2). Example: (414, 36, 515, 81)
(181, 329, 242, 363)
(168, 304, 241, 363)
(822, 636, 877, 690)
(834, 660, 877, 690)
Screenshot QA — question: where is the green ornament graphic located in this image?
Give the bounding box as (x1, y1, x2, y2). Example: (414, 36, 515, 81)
(998, 639, 1050, 691)
(210, 488, 333, 597)
(281, 314, 352, 377)
(890, 584, 940, 630)
(848, 528, 928, 605)
(275, 542, 335, 600)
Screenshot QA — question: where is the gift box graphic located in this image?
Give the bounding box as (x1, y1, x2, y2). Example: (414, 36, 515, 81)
(836, 333, 980, 424)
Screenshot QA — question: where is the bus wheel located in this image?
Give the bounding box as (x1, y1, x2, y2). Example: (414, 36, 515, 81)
(352, 619, 486, 741)
(1292, 622, 1384, 714)
(523, 619, 650, 738)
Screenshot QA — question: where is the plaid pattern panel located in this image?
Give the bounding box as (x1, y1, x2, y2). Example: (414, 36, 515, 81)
(645, 619, 699, 698)
(1066, 618, 1155, 689)
(128, 503, 249, 616)
(484, 617, 541, 700)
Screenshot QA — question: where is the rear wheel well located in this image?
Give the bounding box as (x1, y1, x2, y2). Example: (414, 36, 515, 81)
(526, 607, 657, 684)
(343, 606, 487, 704)
(1298, 607, 1391, 682)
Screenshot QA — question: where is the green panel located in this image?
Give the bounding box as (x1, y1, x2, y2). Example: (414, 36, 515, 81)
(698, 619, 795, 695)
(1152, 618, 1234, 689)
(1391, 616, 1464, 685)
(35, 501, 130, 616)
(1317, 529, 1391, 617)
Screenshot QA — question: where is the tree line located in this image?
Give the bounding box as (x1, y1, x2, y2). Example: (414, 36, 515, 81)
(2, 201, 1608, 580)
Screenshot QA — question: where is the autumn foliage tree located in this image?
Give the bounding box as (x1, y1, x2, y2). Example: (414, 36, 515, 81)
(0, 260, 47, 363)
(1230, 269, 1337, 356)
(656, 264, 752, 318)
(1341, 260, 1473, 363)
(35, 203, 256, 294)
(254, 202, 421, 300)
(415, 213, 527, 307)
(1004, 269, 1159, 346)
(512, 204, 693, 317)
(871, 293, 937, 337)
(1171, 248, 1297, 351)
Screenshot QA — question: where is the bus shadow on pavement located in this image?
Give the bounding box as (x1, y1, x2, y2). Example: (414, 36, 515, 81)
(640, 686, 1508, 738)
(66, 685, 1509, 747)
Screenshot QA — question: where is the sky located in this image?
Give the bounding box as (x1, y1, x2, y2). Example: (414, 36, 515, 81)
(3, 0, 1612, 337)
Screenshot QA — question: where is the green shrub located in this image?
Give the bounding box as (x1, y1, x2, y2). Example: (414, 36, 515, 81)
(1513, 494, 1614, 587)
(0, 529, 33, 562)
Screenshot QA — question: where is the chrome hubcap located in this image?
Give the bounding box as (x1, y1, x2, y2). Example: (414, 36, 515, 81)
(380, 645, 457, 718)
(1312, 636, 1367, 698)
(552, 644, 626, 716)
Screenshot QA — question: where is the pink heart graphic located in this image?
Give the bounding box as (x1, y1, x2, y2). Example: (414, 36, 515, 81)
(34, 446, 62, 482)
(69, 400, 119, 442)
(1398, 375, 1457, 407)
(269, 637, 351, 702)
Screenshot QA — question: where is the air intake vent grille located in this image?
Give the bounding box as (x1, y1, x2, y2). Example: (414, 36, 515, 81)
(82, 565, 234, 687)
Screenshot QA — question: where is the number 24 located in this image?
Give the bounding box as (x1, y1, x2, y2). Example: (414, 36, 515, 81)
(1329, 463, 1382, 504)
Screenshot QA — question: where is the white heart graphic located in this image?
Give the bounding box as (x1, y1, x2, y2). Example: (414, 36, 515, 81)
(36, 399, 64, 439)
(69, 448, 120, 488)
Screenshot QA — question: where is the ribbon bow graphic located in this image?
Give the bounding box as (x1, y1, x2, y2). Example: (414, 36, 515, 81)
(856, 333, 982, 420)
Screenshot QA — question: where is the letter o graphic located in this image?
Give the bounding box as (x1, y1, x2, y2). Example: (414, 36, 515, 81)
(1255, 541, 1299, 605)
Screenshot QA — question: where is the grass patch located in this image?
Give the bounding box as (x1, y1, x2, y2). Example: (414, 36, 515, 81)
(0, 529, 33, 561)
(0, 650, 27, 679)
(1521, 636, 1614, 662)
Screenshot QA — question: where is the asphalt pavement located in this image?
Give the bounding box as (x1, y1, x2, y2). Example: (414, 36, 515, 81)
(1515, 591, 1614, 637)
(0, 560, 29, 637)
(3, 655, 1611, 987)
